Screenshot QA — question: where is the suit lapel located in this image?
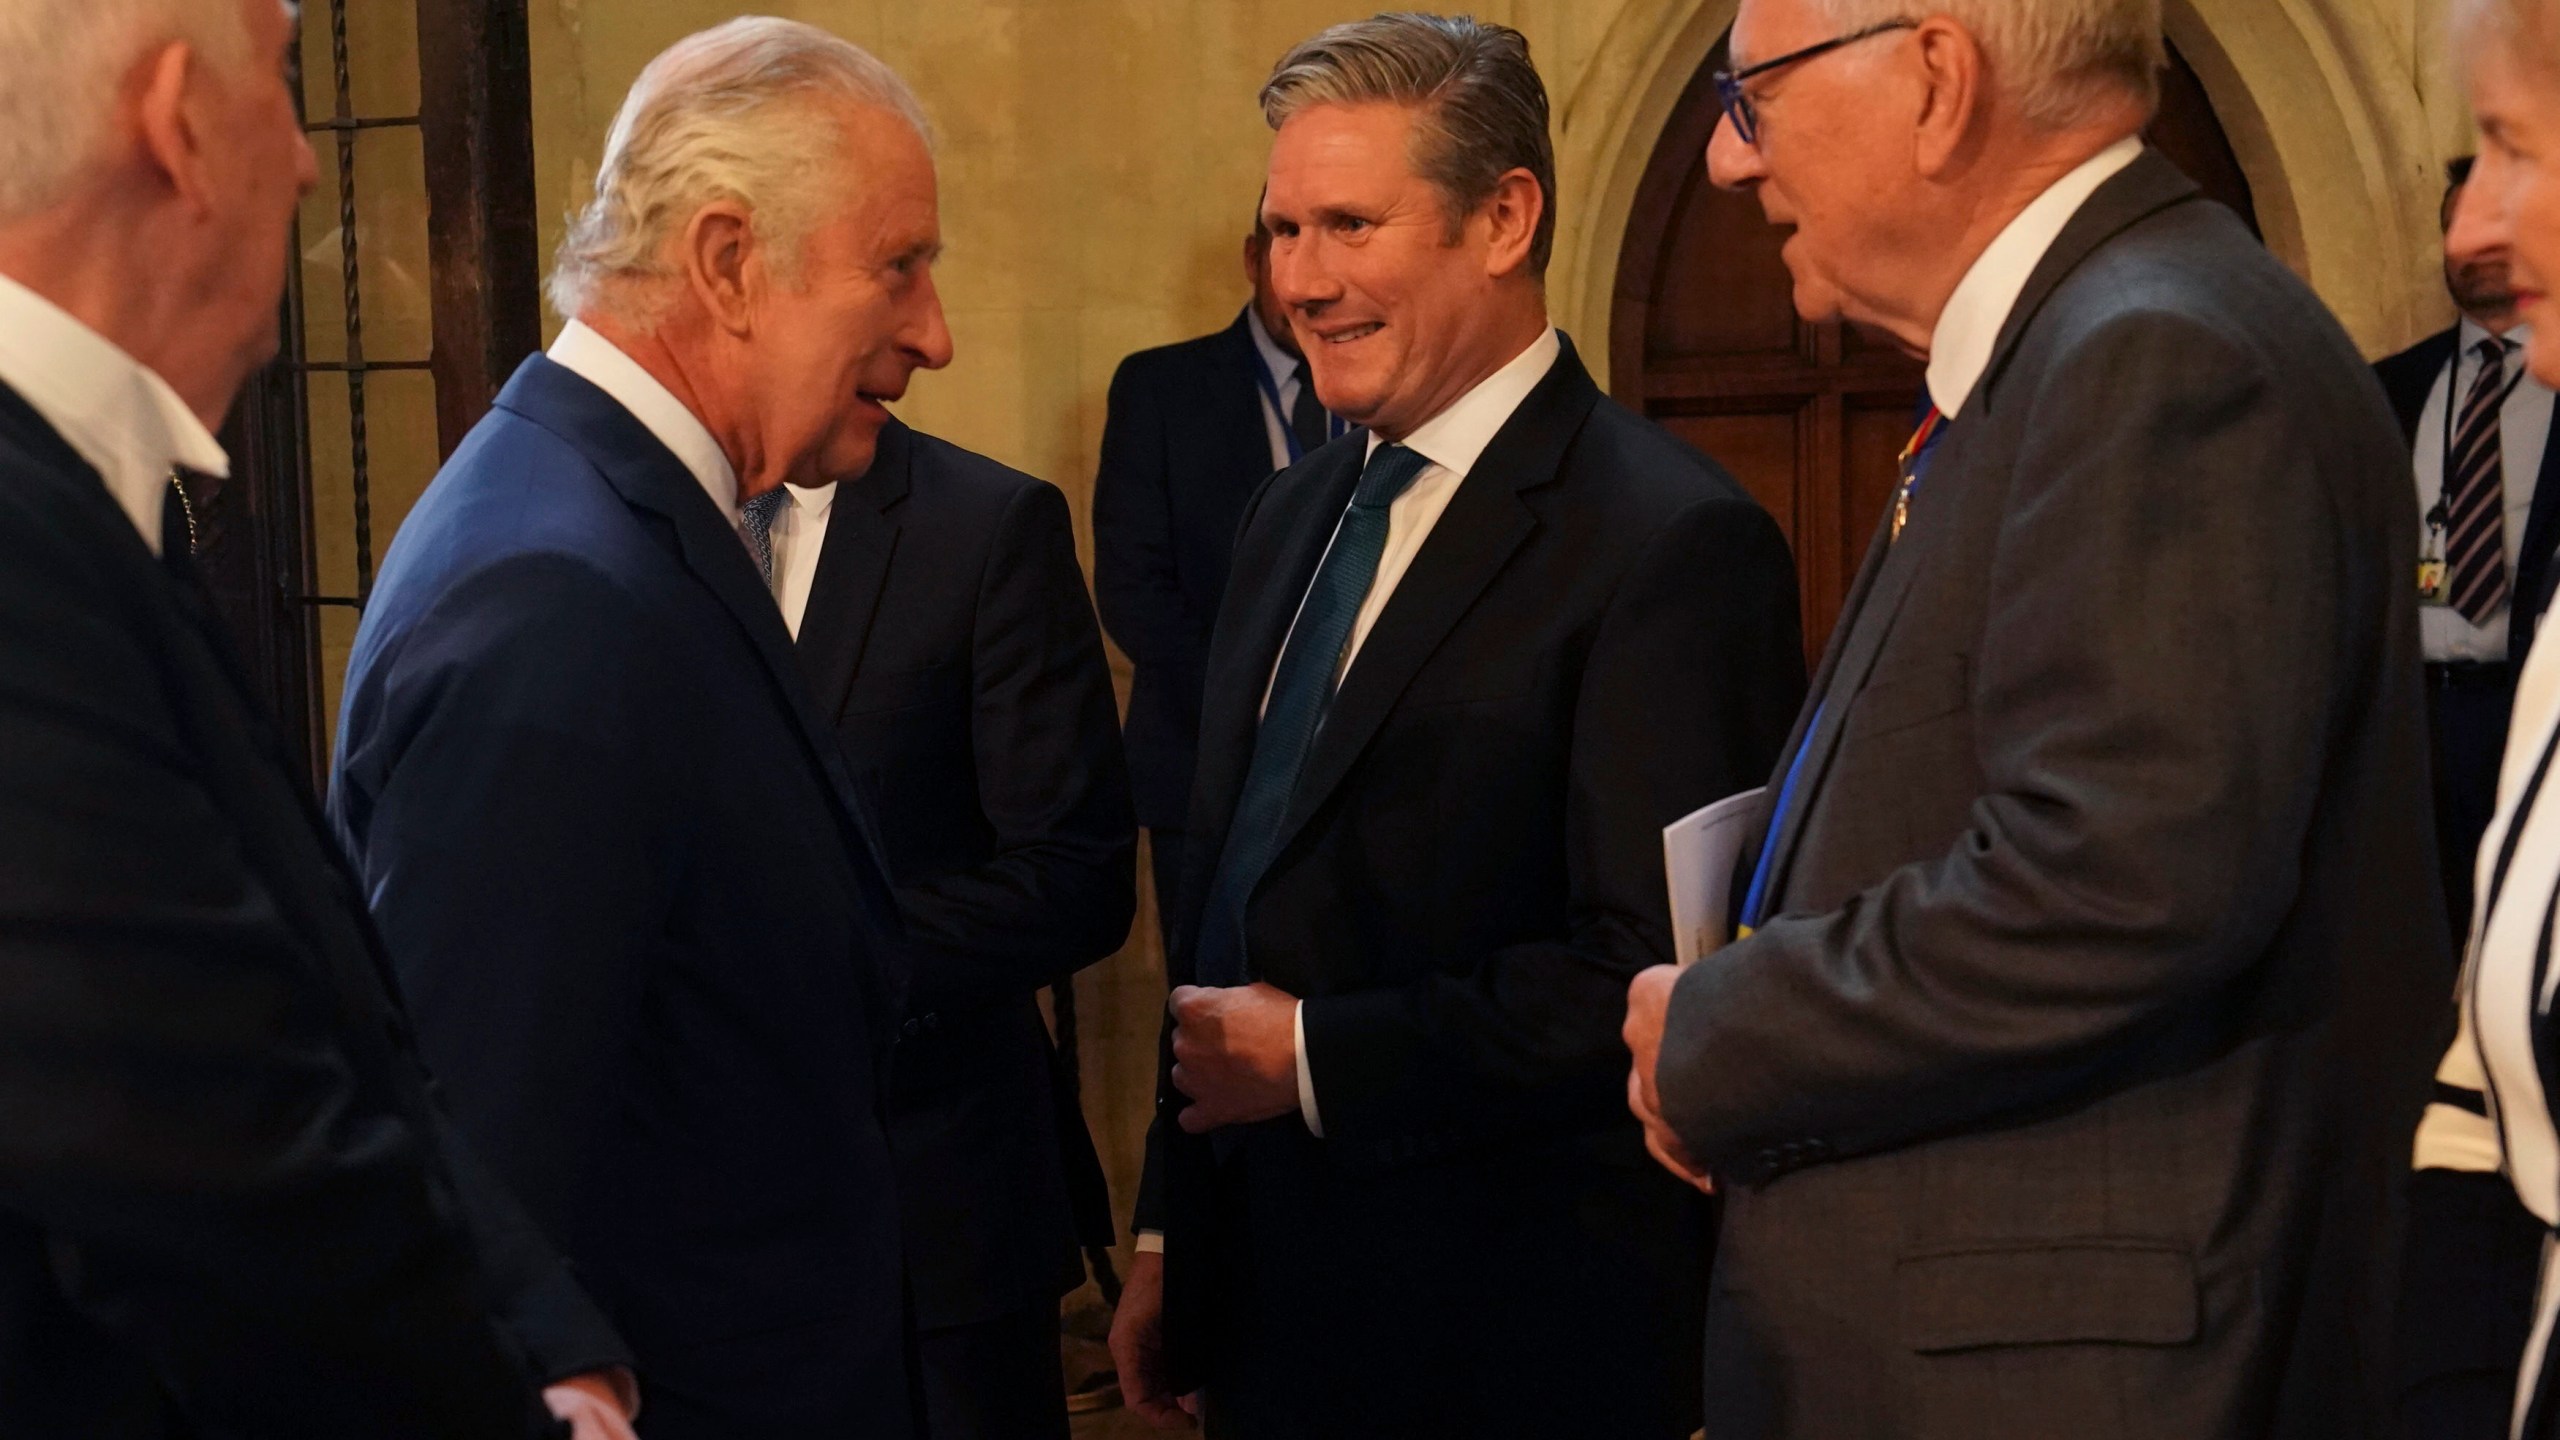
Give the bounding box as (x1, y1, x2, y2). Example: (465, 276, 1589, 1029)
(1268, 344, 1596, 854)
(1178, 439, 1365, 944)
(1762, 423, 1978, 895)
(797, 419, 910, 717)
(2514, 392, 2560, 665)
(494, 358, 903, 923)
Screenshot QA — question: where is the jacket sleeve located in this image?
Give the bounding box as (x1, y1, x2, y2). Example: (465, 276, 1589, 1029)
(1298, 493, 1806, 1155)
(892, 481, 1139, 1009)
(1092, 357, 1207, 670)
(340, 553, 670, 1243)
(1655, 314, 2371, 1174)
(0, 501, 566, 1437)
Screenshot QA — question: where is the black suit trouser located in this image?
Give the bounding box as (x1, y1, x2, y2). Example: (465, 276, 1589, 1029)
(2429, 661, 2517, 943)
(915, 1305, 1067, 1440)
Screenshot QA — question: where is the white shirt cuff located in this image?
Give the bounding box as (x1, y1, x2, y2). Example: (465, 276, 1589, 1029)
(1135, 1230, 1165, 1255)
(1295, 1000, 1324, 1138)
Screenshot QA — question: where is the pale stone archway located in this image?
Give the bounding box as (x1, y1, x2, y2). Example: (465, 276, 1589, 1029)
(1543, 0, 2455, 380)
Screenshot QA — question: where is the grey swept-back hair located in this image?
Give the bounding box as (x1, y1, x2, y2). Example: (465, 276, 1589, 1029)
(2453, 0, 2560, 67)
(1814, 0, 2166, 129)
(547, 16, 931, 325)
(0, 0, 270, 220)
(1260, 13, 1558, 276)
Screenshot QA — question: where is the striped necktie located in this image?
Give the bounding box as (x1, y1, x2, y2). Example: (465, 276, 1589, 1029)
(2446, 337, 2518, 627)
(1191, 443, 1432, 988)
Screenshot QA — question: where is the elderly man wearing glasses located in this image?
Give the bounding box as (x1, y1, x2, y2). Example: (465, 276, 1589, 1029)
(1619, 1, 2448, 1437)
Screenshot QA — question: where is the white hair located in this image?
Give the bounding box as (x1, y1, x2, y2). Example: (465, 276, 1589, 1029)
(0, 0, 269, 220)
(547, 16, 931, 326)
(1816, 0, 2166, 130)
(2453, 0, 2560, 65)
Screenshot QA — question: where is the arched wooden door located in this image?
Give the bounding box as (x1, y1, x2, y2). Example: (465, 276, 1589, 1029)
(1611, 43, 2260, 660)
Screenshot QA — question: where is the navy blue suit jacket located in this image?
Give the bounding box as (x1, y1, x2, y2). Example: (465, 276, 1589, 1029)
(330, 356, 912, 1438)
(1091, 312, 1274, 829)
(2375, 326, 2560, 666)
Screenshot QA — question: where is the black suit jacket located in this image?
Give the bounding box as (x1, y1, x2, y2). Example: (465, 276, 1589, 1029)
(1136, 339, 1805, 1438)
(0, 383, 628, 1437)
(1658, 150, 2450, 1440)
(330, 357, 912, 1438)
(1092, 311, 1274, 829)
(2375, 326, 2560, 667)
(796, 418, 1134, 1330)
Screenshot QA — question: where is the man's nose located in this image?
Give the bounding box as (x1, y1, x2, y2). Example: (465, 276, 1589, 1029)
(293, 131, 319, 198)
(906, 272, 955, 371)
(2448, 166, 2513, 268)
(1705, 112, 1765, 193)
(1269, 236, 1336, 312)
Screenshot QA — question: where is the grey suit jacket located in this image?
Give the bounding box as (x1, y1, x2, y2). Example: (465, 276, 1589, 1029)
(1658, 150, 2452, 1439)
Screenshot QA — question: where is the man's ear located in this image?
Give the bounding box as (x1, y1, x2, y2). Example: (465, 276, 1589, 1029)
(1910, 18, 1987, 179)
(682, 203, 759, 337)
(1479, 168, 1543, 280)
(131, 41, 215, 216)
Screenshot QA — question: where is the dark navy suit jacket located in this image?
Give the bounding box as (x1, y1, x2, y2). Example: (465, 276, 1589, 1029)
(330, 356, 912, 1438)
(1091, 311, 1274, 830)
(799, 419, 1133, 1330)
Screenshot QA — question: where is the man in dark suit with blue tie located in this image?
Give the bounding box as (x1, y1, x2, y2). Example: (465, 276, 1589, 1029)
(1106, 16, 1803, 1438)
(329, 21, 946, 1437)
(1094, 208, 1340, 947)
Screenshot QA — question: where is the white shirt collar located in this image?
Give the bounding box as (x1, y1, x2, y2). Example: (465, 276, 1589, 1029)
(786, 479, 838, 519)
(0, 270, 228, 555)
(2459, 316, 2533, 359)
(1925, 135, 2145, 419)
(1365, 325, 1562, 478)
(547, 318, 741, 525)
(1245, 305, 1299, 394)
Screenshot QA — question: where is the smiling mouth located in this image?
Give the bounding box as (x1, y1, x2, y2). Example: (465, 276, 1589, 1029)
(1316, 322, 1383, 345)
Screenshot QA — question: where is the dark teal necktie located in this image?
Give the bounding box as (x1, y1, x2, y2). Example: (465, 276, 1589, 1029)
(1192, 443, 1432, 988)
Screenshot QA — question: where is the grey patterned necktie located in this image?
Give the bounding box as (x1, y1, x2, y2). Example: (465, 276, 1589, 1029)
(740, 487, 789, 591)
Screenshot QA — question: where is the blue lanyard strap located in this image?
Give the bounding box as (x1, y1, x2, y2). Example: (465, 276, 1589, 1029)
(1251, 354, 1346, 466)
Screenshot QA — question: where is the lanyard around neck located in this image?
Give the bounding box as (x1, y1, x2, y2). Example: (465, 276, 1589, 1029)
(1251, 354, 1346, 466)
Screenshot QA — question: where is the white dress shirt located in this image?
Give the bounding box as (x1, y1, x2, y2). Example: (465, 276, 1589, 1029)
(548, 319, 743, 533)
(2414, 320, 2552, 663)
(772, 482, 838, 638)
(1247, 306, 1315, 473)
(0, 271, 229, 555)
(1271, 324, 1563, 1139)
(1926, 134, 2145, 420)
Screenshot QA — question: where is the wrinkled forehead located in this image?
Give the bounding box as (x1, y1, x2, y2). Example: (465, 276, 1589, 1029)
(1726, 0, 1828, 72)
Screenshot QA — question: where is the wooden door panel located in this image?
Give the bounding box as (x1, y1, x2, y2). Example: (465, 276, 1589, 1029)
(1659, 409, 1802, 548)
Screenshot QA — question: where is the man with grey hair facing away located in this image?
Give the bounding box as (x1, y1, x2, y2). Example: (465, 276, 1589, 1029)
(0, 0, 637, 1435)
(1620, 1, 2446, 1436)
(329, 17, 947, 1437)
(1113, 12, 1804, 1438)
